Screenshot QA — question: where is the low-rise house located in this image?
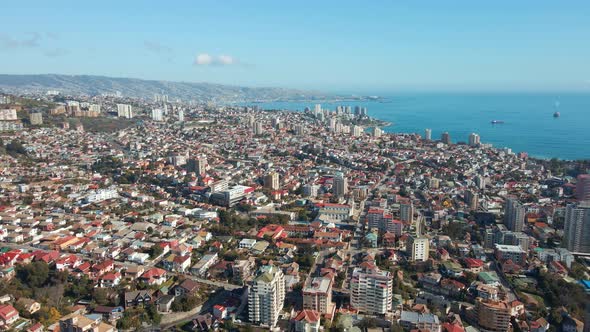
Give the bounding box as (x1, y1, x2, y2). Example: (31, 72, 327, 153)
(92, 306, 124, 321)
(191, 253, 218, 277)
(0, 304, 19, 329)
(124, 290, 154, 308)
(162, 254, 191, 273)
(139, 268, 167, 286)
(99, 272, 122, 288)
(157, 295, 175, 313)
(174, 279, 200, 297)
(16, 298, 40, 315)
(399, 310, 441, 332)
(59, 313, 116, 332)
(293, 309, 321, 332)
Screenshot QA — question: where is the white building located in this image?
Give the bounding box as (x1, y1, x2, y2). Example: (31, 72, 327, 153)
(239, 238, 257, 249)
(352, 125, 363, 137)
(350, 265, 393, 314)
(117, 104, 133, 118)
(0, 109, 17, 121)
(84, 189, 119, 204)
(248, 265, 285, 327)
(407, 236, 430, 262)
(469, 133, 481, 146)
(151, 108, 163, 121)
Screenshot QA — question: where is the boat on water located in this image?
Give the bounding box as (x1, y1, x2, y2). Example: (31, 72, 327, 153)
(553, 111, 560, 118)
(491, 120, 505, 124)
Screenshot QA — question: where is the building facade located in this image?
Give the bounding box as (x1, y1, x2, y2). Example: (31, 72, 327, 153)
(248, 265, 285, 327)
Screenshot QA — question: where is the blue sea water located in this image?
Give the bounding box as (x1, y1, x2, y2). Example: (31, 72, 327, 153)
(247, 93, 590, 160)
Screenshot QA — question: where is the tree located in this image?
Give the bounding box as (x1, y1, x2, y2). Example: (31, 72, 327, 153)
(93, 288, 110, 306)
(16, 261, 50, 288)
(390, 322, 404, 332)
(147, 245, 164, 259)
(48, 307, 62, 324)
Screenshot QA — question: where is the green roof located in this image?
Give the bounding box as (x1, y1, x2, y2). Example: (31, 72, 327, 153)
(478, 271, 500, 283)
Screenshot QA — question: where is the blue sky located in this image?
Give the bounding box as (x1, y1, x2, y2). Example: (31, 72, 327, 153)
(1, 1, 589, 93)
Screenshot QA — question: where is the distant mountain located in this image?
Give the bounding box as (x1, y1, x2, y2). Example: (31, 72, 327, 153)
(0, 74, 336, 102)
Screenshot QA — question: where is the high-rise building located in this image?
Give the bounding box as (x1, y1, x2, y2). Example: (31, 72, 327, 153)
(303, 184, 320, 198)
(350, 265, 393, 314)
(441, 132, 451, 144)
(271, 117, 280, 128)
(178, 109, 185, 122)
(248, 265, 285, 327)
(564, 203, 590, 253)
(254, 121, 264, 135)
(504, 197, 525, 232)
(352, 125, 363, 137)
(247, 115, 255, 127)
(328, 118, 337, 131)
(370, 127, 383, 138)
(469, 133, 481, 146)
(314, 104, 322, 114)
(576, 174, 590, 202)
(151, 108, 163, 121)
(424, 128, 432, 140)
(0, 109, 17, 121)
(294, 124, 305, 136)
(400, 202, 414, 223)
(464, 189, 479, 210)
(88, 104, 101, 114)
(264, 172, 280, 190)
(188, 155, 207, 176)
(475, 175, 486, 190)
(302, 276, 334, 315)
(474, 298, 511, 332)
(428, 177, 440, 189)
(407, 236, 429, 261)
(30, 112, 43, 125)
(117, 104, 133, 118)
(333, 172, 348, 198)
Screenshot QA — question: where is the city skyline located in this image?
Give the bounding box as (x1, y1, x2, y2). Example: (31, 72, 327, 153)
(1, 1, 590, 92)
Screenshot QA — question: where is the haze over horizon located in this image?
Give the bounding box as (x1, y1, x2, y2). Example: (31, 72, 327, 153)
(1, 1, 590, 93)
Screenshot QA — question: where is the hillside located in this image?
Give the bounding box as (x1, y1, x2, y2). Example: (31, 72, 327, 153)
(0, 74, 334, 102)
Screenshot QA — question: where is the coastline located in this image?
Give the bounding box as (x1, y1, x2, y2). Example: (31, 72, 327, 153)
(245, 92, 590, 161)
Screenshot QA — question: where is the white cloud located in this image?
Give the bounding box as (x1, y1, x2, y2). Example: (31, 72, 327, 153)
(194, 53, 239, 66)
(195, 53, 214, 65)
(217, 55, 234, 65)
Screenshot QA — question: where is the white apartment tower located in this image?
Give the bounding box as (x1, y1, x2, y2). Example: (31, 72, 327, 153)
(248, 265, 285, 327)
(350, 265, 393, 314)
(117, 104, 133, 118)
(254, 121, 264, 135)
(469, 133, 481, 146)
(151, 108, 163, 121)
(407, 236, 430, 261)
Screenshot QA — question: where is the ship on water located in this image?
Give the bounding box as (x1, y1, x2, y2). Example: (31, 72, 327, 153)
(491, 120, 505, 124)
(553, 100, 560, 117)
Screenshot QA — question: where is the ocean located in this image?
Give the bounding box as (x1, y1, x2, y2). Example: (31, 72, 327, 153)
(246, 93, 590, 160)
